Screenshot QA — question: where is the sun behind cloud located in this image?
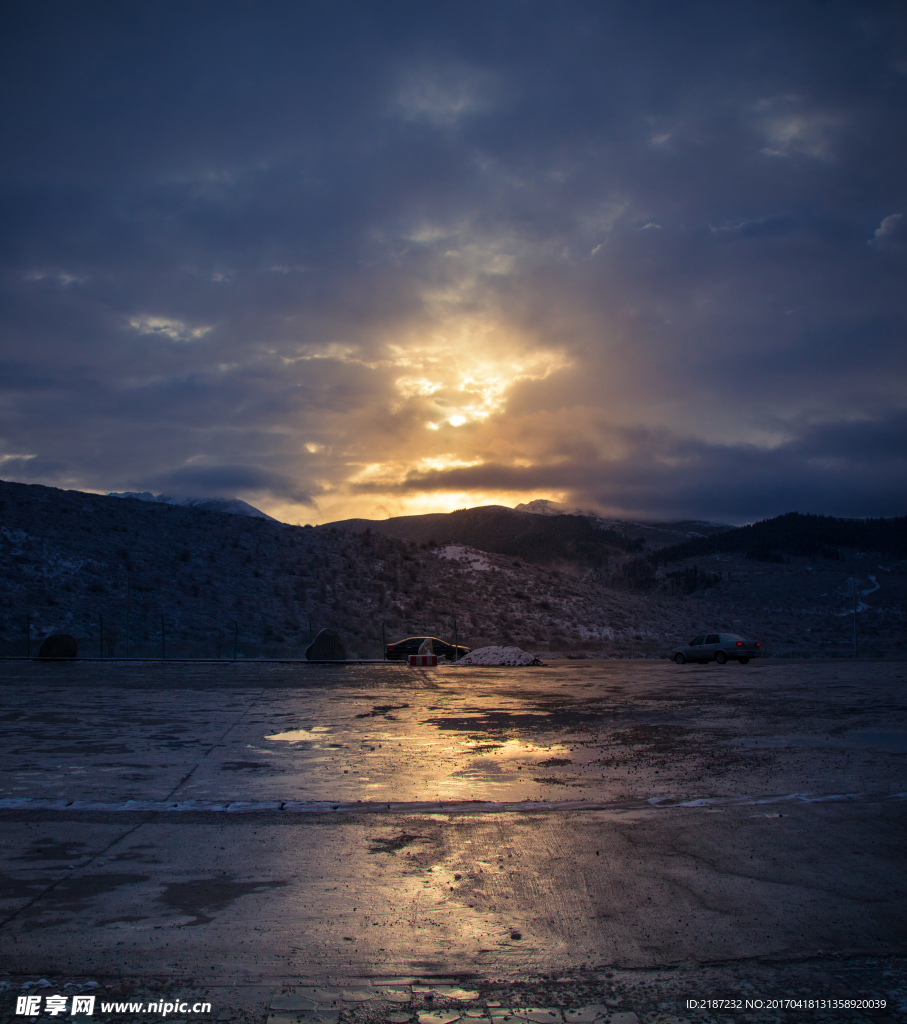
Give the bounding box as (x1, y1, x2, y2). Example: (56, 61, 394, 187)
(318, 319, 573, 516)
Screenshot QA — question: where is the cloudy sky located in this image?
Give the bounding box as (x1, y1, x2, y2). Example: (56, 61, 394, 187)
(2, 1, 906, 525)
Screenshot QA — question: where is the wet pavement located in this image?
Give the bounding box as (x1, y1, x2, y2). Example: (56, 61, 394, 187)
(1, 659, 906, 1022)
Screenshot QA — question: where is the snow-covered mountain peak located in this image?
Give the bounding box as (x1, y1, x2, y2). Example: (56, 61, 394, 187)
(108, 491, 275, 520)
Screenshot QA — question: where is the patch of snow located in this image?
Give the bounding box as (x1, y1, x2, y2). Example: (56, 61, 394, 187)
(436, 544, 493, 571)
(835, 602, 870, 616)
(455, 645, 543, 666)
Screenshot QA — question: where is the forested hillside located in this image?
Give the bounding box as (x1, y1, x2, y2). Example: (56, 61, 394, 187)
(0, 481, 679, 657)
(650, 512, 907, 566)
(3, 481, 904, 659)
(328, 504, 644, 566)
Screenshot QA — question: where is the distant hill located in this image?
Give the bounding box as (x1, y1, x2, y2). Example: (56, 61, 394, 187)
(0, 479, 707, 656)
(650, 511, 907, 565)
(1, 481, 904, 658)
(327, 503, 734, 565)
(108, 491, 275, 520)
(515, 499, 733, 548)
(322, 504, 644, 566)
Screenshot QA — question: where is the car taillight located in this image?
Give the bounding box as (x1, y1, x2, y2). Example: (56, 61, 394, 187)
(736, 641, 743, 647)
(755, 642, 760, 647)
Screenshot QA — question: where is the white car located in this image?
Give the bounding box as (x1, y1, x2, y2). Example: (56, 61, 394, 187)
(672, 632, 761, 665)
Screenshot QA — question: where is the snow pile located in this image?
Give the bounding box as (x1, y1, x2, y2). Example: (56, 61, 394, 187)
(455, 645, 543, 666)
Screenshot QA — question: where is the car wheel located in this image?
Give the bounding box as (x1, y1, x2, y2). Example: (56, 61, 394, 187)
(674, 653, 686, 664)
(715, 650, 727, 665)
(739, 657, 749, 664)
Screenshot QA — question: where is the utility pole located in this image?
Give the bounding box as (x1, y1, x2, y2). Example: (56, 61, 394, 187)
(852, 576, 858, 659)
(454, 619, 458, 662)
(125, 581, 130, 658)
(25, 615, 30, 658)
(382, 621, 386, 662)
(233, 621, 238, 661)
(100, 614, 104, 658)
(161, 613, 166, 660)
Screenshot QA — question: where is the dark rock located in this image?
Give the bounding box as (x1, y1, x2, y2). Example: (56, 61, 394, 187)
(38, 633, 78, 659)
(305, 628, 346, 661)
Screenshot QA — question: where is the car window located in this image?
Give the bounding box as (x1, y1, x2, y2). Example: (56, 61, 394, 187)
(690, 636, 705, 645)
(705, 634, 720, 644)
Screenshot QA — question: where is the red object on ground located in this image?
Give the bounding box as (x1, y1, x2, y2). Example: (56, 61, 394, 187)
(408, 654, 438, 667)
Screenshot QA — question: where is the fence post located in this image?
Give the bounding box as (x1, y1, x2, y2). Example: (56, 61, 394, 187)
(454, 619, 458, 662)
(161, 613, 166, 660)
(125, 581, 130, 659)
(852, 576, 858, 659)
(382, 621, 386, 662)
(26, 615, 30, 658)
(233, 621, 238, 661)
(100, 614, 104, 659)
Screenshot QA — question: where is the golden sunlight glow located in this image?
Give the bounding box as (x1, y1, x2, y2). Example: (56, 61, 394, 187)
(267, 315, 575, 525)
(261, 488, 572, 525)
(347, 453, 483, 488)
(387, 316, 569, 430)
(395, 377, 442, 398)
(417, 455, 483, 471)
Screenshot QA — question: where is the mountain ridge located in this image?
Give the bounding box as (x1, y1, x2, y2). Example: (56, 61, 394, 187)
(108, 491, 275, 520)
(320, 504, 645, 566)
(2, 479, 904, 659)
(321, 503, 735, 566)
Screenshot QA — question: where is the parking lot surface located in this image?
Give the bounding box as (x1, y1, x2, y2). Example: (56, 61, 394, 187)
(1, 659, 905, 1022)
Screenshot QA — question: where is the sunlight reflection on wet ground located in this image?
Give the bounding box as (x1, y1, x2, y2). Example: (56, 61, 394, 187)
(2, 660, 905, 809)
(1, 660, 906, 997)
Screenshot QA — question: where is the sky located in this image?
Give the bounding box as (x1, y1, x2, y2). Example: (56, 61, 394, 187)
(1, 0, 906, 526)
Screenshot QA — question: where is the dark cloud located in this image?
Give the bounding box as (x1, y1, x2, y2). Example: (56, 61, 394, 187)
(713, 216, 797, 240)
(350, 410, 907, 522)
(0, 1, 906, 522)
(144, 465, 315, 505)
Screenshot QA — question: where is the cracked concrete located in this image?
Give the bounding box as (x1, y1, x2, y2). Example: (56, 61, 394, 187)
(1, 659, 905, 1022)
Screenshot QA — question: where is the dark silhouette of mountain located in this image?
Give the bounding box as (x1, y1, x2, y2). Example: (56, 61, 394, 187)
(514, 499, 733, 549)
(324, 505, 644, 566)
(650, 511, 907, 565)
(3, 480, 904, 660)
(0, 480, 681, 657)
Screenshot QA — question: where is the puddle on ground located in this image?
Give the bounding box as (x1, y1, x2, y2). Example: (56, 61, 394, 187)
(12, 839, 89, 862)
(156, 877, 287, 926)
(16, 874, 151, 929)
(462, 738, 569, 757)
(731, 730, 907, 753)
(265, 726, 332, 742)
(852, 730, 907, 752)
